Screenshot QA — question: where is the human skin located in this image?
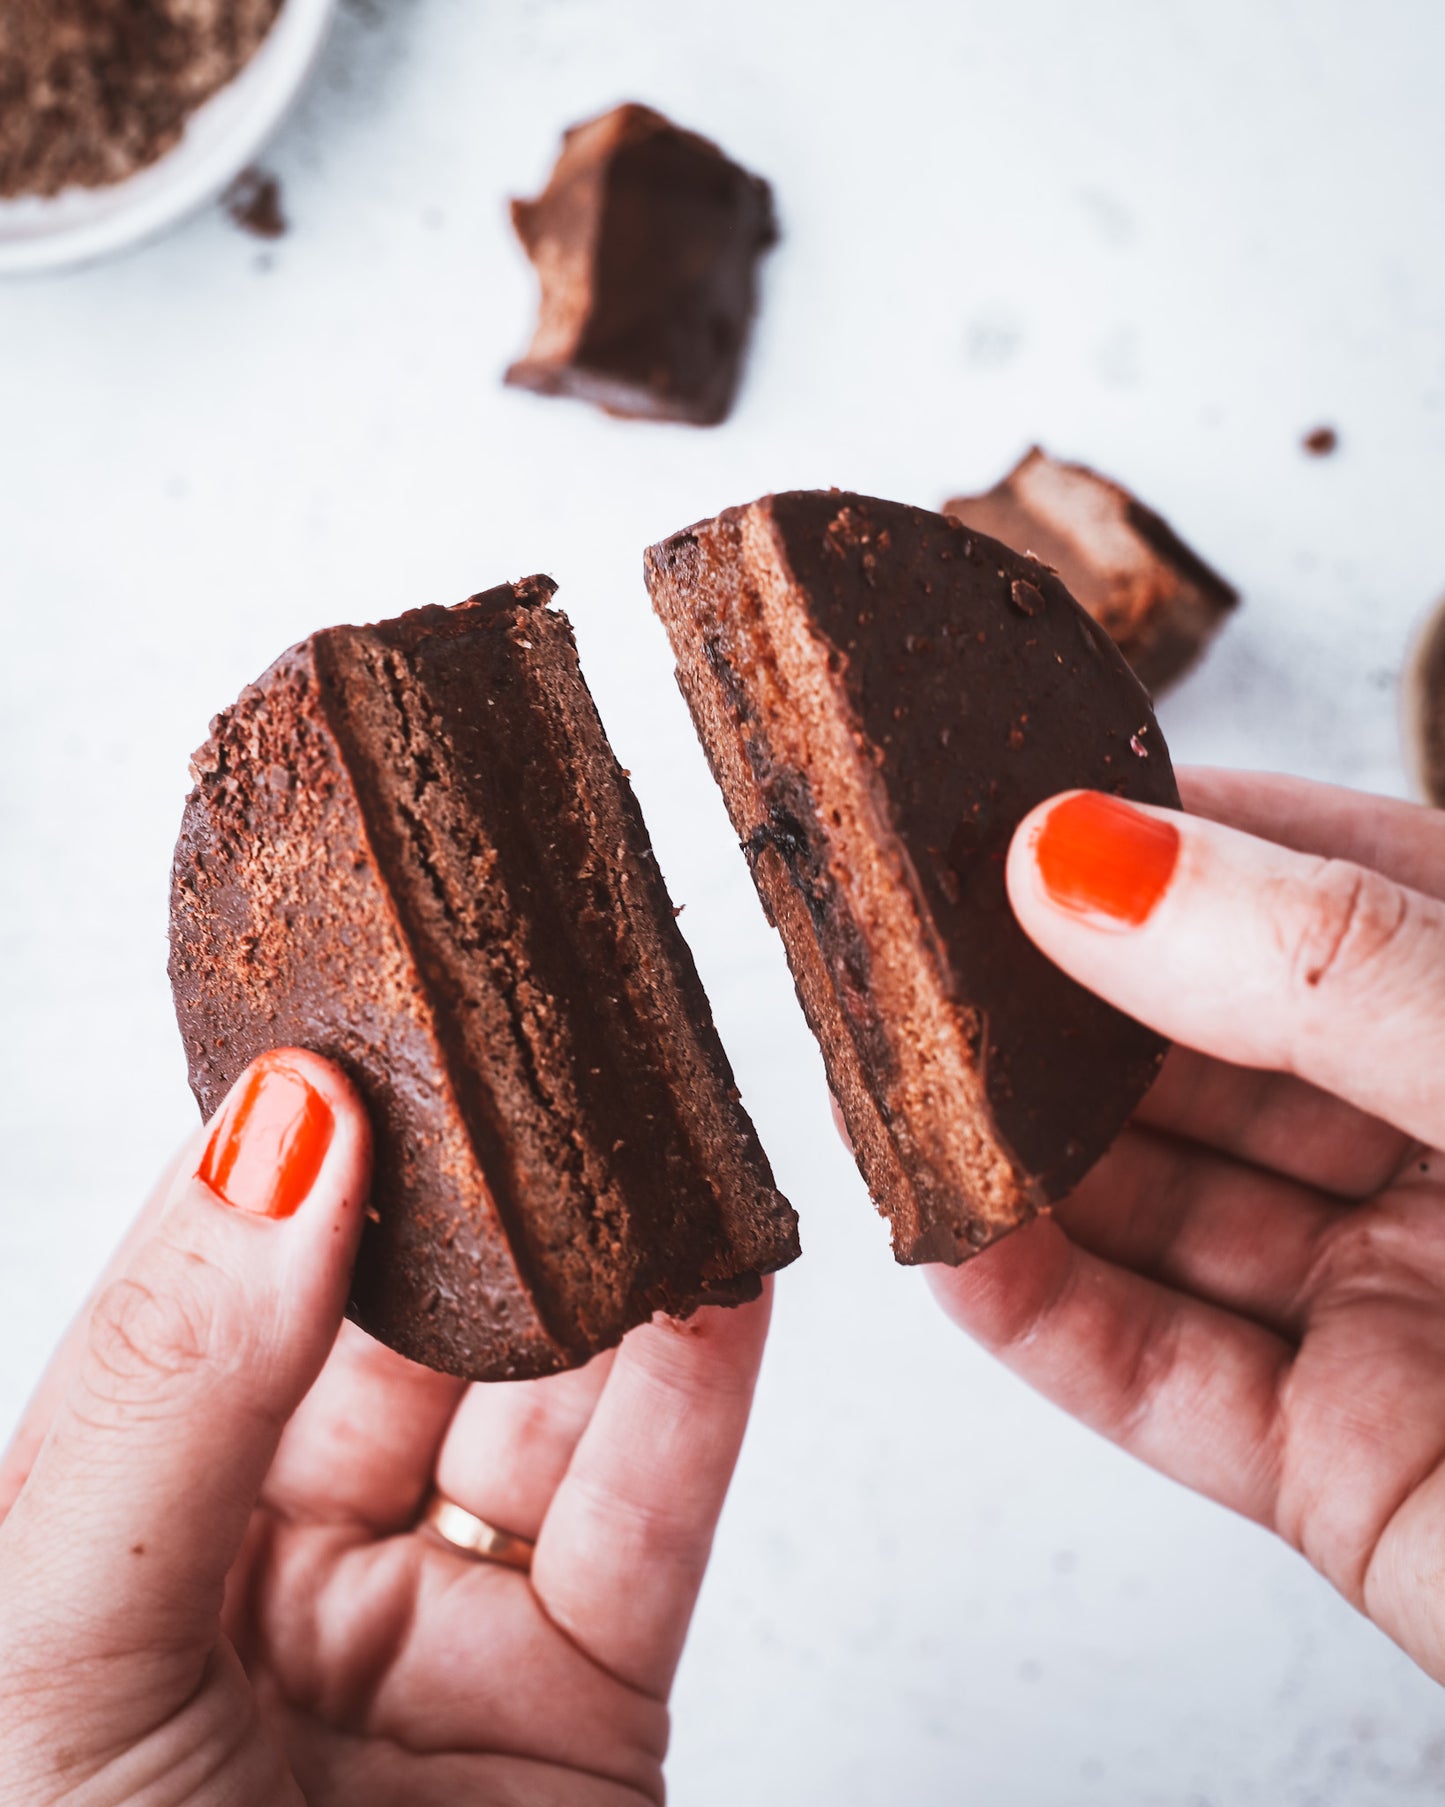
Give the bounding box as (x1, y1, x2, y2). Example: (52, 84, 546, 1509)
(0, 1047, 773, 1806)
(10, 765, 1445, 1803)
(933, 768, 1445, 1685)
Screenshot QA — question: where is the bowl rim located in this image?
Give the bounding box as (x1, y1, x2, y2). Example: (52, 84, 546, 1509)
(0, 0, 338, 277)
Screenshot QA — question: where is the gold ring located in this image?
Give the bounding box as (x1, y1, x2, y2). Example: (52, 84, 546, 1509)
(418, 1489, 535, 1573)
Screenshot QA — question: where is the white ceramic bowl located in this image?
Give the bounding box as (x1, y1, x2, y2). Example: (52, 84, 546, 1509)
(0, 0, 337, 276)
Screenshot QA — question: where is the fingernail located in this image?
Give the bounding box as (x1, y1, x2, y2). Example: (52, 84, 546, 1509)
(197, 1053, 334, 1219)
(1032, 791, 1180, 927)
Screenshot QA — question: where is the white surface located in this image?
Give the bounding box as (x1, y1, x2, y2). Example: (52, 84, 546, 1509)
(0, 0, 337, 274)
(4, 0, 1445, 1800)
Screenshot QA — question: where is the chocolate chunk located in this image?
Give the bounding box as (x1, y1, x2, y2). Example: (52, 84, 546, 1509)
(645, 493, 1178, 1266)
(1302, 425, 1339, 457)
(944, 448, 1238, 694)
(505, 103, 777, 425)
(169, 580, 798, 1381)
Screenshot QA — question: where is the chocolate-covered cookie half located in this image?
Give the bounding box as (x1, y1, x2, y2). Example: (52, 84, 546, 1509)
(646, 492, 1179, 1263)
(170, 579, 799, 1380)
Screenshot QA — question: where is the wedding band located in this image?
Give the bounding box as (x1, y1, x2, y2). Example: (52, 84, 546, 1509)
(418, 1489, 535, 1573)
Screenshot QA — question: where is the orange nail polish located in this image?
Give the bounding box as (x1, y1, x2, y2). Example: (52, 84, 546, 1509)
(197, 1053, 334, 1219)
(1032, 791, 1180, 927)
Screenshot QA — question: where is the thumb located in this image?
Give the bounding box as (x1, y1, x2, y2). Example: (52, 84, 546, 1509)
(0, 1049, 371, 1681)
(1006, 788, 1445, 1149)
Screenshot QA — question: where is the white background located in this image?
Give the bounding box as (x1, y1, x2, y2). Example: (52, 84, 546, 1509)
(5, 0, 1445, 1800)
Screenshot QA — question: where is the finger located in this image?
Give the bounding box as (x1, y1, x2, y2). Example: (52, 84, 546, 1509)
(250, 1527, 666, 1794)
(1363, 1434, 1445, 1686)
(0, 1148, 189, 1522)
(0, 1410, 48, 1528)
(0, 1153, 447, 1543)
(1055, 1123, 1343, 1337)
(1008, 790, 1445, 1150)
(261, 1322, 464, 1534)
(1181, 768, 1445, 901)
(929, 1218, 1287, 1523)
(433, 1350, 615, 1543)
(0, 1050, 371, 1683)
(1135, 1046, 1413, 1200)
(281, 1709, 659, 1807)
(533, 1286, 773, 1700)
(1277, 1194, 1445, 1600)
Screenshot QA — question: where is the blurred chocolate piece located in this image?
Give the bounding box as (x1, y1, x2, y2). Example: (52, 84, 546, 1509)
(1302, 425, 1338, 457)
(1405, 595, 1445, 807)
(944, 448, 1238, 694)
(506, 103, 776, 425)
(647, 491, 1178, 1266)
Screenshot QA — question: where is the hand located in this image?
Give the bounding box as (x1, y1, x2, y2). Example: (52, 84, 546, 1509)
(932, 769, 1445, 1685)
(0, 1048, 770, 1806)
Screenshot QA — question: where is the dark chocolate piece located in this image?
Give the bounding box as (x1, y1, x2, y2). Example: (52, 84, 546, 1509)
(944, 448, 1238, 694)
(170, 579, 799, 1381)
(645, 493, 1179, 1265)
(1302, 426, 1338, 457)
(505, 103, 776, 425)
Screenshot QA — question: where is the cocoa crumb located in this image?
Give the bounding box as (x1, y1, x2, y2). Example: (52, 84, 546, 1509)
(225, 166, 286, 239)
(1009, 578, 1045, 618)
(1302, 425, 1338, 457)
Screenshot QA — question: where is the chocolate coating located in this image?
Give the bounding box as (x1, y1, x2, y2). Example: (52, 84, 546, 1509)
(1404, 593, 1445, 809)
(170, 580, 798, 1381)
(945, 448, 1239, 694)
(646, 493, 1180, 1264)
(505, 103, 776, 425)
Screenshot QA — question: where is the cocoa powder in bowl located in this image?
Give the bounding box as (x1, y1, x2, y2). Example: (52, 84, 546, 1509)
(0, 0, 284, 199)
